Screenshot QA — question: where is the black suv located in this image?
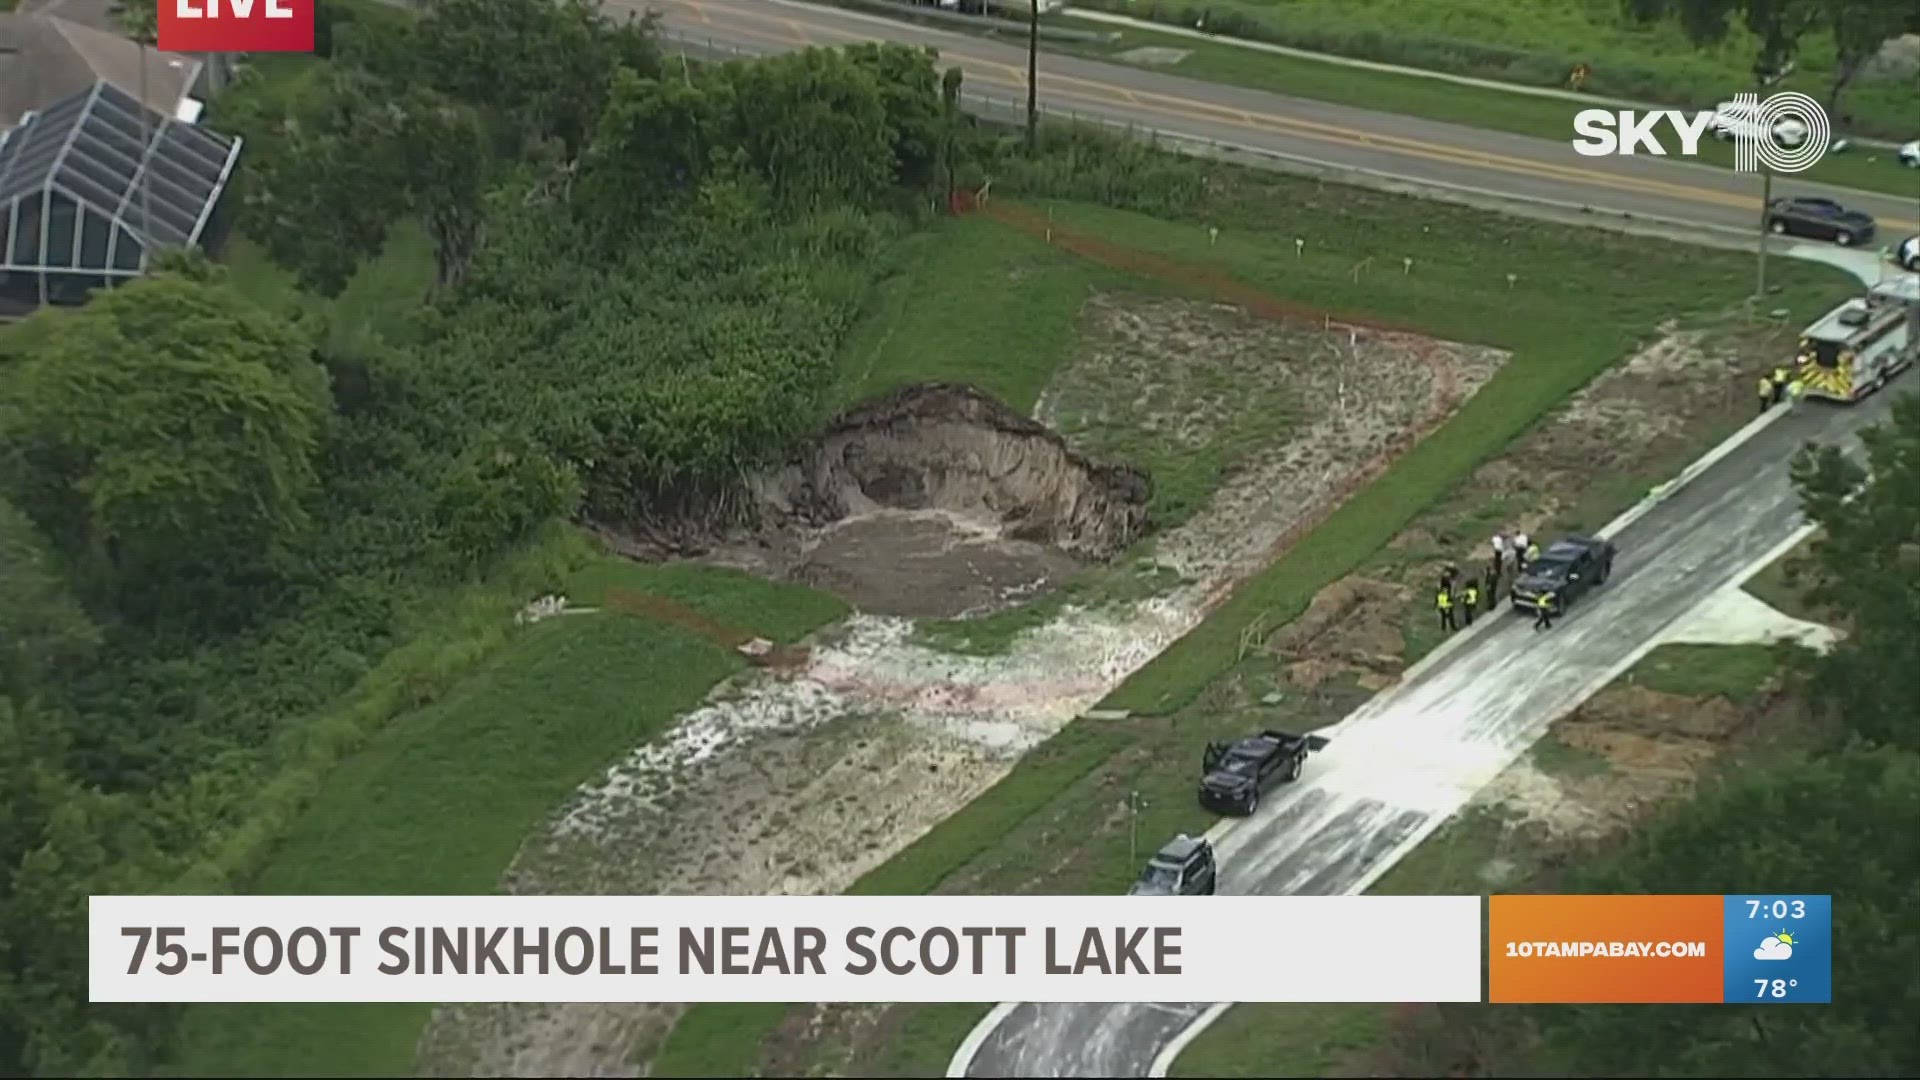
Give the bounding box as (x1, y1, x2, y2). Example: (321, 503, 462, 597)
(1511, 535, 1617, 616)
(1128, 834, 1218, 896)
(1766, 197, 1877, 247)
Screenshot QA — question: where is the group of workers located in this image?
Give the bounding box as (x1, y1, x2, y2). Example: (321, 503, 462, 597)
(1757, 364, 1800, 414)
(1434, 529, 1551, 634)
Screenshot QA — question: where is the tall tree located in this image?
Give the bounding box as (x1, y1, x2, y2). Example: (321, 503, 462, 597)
(1527, 747, 1920, 1075)
(0, 274, 330, 624)
(722, 48, 897, 213)
(219, 67, 487, 296)
(1789, 390, 1920, 752)
(1624, 0, 1913, 109)
(1823, 0, 1917, 120)
(578, 68, 740, 232)
(371, 0, 662, 157)
(394, 88, 491, 292)
(843, 43, 948, 188)
(0, 499, 100, 701)
(218, 65, 416, 297)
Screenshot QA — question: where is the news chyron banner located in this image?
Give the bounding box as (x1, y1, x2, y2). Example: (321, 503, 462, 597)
(1489, 894, 1833, 1004)
(91, 896, 1483, 1003)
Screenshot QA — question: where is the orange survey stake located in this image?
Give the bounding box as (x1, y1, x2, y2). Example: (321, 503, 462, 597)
(1489, 895, 1723, 1003)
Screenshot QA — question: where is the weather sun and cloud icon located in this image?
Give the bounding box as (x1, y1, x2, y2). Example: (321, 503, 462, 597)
(1754, 931, 1797, 960)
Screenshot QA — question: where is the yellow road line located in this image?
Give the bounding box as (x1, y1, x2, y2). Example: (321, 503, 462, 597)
(667, 2, 1920, 231)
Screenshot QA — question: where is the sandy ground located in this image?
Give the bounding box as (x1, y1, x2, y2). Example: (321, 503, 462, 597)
(412, 294, 1504, 1076)
(1270, 309, 1813, 691)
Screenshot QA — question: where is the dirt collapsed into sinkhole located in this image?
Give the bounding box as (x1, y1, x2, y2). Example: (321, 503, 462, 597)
(714, 382, 1154, 619)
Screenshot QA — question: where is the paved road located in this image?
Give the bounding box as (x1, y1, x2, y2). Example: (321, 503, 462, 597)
(957, 379, 1904, 1077)
(635, 0, 1920, 238)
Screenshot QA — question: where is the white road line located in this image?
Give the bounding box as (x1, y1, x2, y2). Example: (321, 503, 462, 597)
(947, 1002, 1021, 1078)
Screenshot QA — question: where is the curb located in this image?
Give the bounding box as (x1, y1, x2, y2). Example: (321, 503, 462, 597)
(946, 1002, 1020, 1078)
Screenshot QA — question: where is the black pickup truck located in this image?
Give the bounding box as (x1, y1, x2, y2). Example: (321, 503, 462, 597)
(1510, 535, 1618, 616)
(1198, 730, 1331, 815)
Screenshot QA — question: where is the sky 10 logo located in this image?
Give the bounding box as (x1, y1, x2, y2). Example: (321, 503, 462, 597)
(158, 0, 315, 54)
(1571, 92, 1831, 174)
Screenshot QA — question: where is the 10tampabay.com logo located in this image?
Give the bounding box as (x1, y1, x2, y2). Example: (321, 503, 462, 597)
(1572, 92, 1832, 173)
(158, 0, 314, 53)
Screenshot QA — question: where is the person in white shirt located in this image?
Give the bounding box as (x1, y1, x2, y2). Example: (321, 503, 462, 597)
(1489, 532, 1508, 589)
(1513, 530, 1531, 573)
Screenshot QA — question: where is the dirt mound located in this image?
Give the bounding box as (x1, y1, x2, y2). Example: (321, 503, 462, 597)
(1482, 686, 1750, 841)
(751, 383, 1151, 559)
(1564, 684, 1746, 746)
(1268, 576, 1411, 685)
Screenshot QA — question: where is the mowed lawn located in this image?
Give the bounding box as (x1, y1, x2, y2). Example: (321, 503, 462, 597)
(828, 212, 1142, 413)
(165, 557, 847, 1077)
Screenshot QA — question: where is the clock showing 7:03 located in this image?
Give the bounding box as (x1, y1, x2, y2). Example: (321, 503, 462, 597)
(1721, 894, 1831, 1004)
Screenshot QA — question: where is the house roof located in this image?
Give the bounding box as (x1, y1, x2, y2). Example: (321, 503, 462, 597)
(0, 79, 241, 273)
(0, 11, 202, 129)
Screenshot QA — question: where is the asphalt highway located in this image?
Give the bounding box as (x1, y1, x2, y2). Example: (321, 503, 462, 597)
(633, 0, 1920, 238)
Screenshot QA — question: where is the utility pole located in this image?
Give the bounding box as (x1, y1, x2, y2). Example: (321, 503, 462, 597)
(1025, 0, 1039, 152)
(139, 35, 153, 269)
(1126, 790, 1147, 869)
(1756, 166, 1772, 298)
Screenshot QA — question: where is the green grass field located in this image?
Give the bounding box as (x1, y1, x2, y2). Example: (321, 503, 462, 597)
(1741, 532, 1841, 625)
(652, 165, 1857, 1073)
(1068, 0, 1920, 148)
(166, 554, 847, 1077)
(829, 214, 1139, 411)
(1624, 642, 1783, 705)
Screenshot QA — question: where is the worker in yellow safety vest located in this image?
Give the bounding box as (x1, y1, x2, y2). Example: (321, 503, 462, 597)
(1461, 579, 1481, 627)
(1526, 540, 1542, 566)
(1532, 591, 1556, 632)
(1437, 587, 1457, 633)
(1770, 366, 1792, 405)
(1758, 373, 1775, 414)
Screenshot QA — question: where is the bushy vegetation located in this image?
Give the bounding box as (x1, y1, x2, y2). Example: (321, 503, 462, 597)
(0, 0, 1052, 1073)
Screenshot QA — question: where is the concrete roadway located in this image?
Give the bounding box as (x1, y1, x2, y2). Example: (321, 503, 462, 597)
(957, 376, 1901, 1077)
(634, 0, 1920, 239)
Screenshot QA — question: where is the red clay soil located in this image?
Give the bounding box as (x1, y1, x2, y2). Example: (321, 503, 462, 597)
(974, 200, 1470, 617)
(604, 590, 811, 672)
(983, 201, 1437, 338)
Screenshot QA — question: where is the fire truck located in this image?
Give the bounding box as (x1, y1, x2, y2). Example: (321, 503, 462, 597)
(1792, 275, 1920, 403)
